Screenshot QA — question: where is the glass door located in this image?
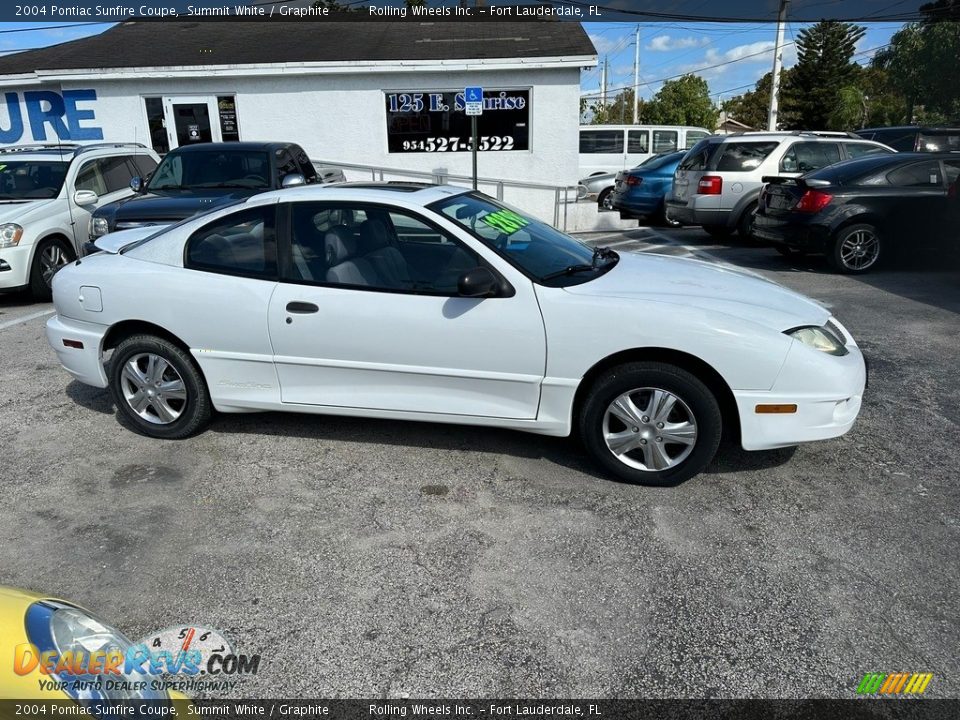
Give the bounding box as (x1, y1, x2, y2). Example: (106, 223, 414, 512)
(162, 96, 222, 149)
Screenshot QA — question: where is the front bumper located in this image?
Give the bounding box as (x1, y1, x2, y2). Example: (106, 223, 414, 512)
(735, 337, 867, 451)
(0, 244, 33, 290)
(45, 314, 109, 388)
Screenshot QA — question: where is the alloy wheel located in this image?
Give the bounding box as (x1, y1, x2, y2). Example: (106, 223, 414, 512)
(120, 353, 188, 425)
(602, 387, 698, 472)
(40, 244, 69, 287)
(839, 229, 879, 271)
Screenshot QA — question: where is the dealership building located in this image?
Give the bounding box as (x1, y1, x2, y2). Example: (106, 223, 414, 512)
(0, 21, 596, 223)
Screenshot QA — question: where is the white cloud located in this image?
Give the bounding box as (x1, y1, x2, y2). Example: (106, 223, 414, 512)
(645, 35, 710, 52)
(588, 32, 628, 56)
(674, 40, 797, 80)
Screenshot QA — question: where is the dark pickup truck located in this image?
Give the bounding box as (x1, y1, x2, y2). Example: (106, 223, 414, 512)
(88, 141, 339, 244)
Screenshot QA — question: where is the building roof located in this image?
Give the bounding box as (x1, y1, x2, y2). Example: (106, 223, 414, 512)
(0, 21, 596, 77)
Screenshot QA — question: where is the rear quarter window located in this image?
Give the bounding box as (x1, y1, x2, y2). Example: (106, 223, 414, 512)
(715, 142, 780, 172)
(678, 139, 713, 171)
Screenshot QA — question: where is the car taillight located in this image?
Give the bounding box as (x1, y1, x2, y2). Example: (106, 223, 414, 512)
(626, 175, 642, 186)
(697, 176, 722, 195)
(795, 189, 833, 213)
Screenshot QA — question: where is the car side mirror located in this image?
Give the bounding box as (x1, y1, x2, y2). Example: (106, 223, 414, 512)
(281, 173, 306, 188)
(73, 189, 98, 207)
(458, 267, 500, 298)
(129, 176, 143, 193)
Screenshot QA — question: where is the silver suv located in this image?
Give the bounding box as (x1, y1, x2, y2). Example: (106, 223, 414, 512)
(665, 132, 894, 237)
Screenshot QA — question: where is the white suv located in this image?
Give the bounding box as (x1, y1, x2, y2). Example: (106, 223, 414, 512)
(666, 132, 894, 238)
(0, 143, 160, 300)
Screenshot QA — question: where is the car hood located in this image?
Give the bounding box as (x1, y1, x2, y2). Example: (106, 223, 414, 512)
(104, 189, 261, 223)
(563, 251, 830, 331)
(0, 198, 55, 222)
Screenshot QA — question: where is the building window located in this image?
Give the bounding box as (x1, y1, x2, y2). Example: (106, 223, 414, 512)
(143, 98, 168, 155)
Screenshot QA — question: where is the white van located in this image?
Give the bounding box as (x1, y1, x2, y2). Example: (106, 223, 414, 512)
(579, 125, 713, 177)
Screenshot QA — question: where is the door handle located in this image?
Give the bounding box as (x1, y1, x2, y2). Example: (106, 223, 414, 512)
(286, 301, 319, 314)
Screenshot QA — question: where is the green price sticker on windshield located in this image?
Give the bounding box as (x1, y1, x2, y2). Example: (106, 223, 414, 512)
(481, 209, 530, 235)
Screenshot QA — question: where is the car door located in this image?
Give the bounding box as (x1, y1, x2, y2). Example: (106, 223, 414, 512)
(267, 200, 547, 419)
(880, 159, 949, 244)
(68, 155, 141, 253)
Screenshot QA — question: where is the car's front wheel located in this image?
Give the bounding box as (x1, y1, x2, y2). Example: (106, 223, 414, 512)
(109, 334, 212, 439)
(579, 362, 722, 486)
(29, 237, 74, 301)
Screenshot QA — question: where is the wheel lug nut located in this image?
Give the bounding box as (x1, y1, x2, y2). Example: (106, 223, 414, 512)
(656, 437, 663, 442)
(639, 438, 647, 445)
(632, 426, 639, 433)
(641, 416, 649, 423)
(656, 422, 664, 429)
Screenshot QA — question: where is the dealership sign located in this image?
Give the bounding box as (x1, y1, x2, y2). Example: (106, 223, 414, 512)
(0, 89, 104, 144)
(385, 89, 529, 153)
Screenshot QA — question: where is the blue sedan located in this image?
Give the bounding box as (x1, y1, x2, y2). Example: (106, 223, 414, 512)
(610, 151, 687, 224)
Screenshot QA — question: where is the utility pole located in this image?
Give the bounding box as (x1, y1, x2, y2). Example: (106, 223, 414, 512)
(600, 56, 608, 110)
(632, 25, 640, 124)
(767, 0, 789, 131)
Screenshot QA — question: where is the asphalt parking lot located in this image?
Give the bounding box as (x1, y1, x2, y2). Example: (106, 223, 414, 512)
(1, 227, 958, 698)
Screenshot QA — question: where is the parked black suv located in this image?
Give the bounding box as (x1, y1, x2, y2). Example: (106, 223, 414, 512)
(856, 125, 960, 153)
(88, 141, 321, 244)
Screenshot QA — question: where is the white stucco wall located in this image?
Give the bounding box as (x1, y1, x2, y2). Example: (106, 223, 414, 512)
(0, 65, 584, 224)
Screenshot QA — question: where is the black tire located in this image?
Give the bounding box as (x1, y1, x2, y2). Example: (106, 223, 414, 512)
(702, 225, 733, 238)
(827, 223, 883, 274)
(108, 334, 212, 439)
(737, 202, 758, 239)
(598, 188, 614, 211)
(579, 362, 722, 486)
(29, 237, 74, 301)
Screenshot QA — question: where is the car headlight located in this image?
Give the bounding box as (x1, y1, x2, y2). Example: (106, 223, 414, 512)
(0, 223, 23, 248)
(25, 601, 167, 701)
(786, 325, 848, 356)
(89, 216, 110, 239)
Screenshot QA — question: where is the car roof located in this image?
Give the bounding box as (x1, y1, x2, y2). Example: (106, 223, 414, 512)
(807, 152, 956, 180)
(705, 131, 871, 143)
(0, 142, 154, 161)
(251, 182, 472, 207)
(858, 125, 960, 132)
(169, 141, 296, 153)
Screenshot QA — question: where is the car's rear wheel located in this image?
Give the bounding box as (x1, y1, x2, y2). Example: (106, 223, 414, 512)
(109, 334, 212, 439)
(702, 225, 733, 238)
(598, 188, 615, 211)
(737, 202, 758, 239)
(579, 362, 722, 486)
(828, 223, 882, 274)
(29, 237, 74, 301)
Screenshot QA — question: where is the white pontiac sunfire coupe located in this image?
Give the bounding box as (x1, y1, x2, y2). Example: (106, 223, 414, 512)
(46, 183, 866, 485)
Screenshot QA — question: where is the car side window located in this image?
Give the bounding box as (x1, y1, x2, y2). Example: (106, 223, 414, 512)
(580, 131, 624, 154)
(185, 205, 277, 280)
(132, 154, 158, 177)
(627, 130, 649, 154)
(286, 202, 480, 295)
(74, 159, 106, 195)
(845, 143, 891, 159)
(652, 130, 678, 154)
(886, 161, 943, 188)
(780, 142, 841, 174)
(945, 160, 960, 188)
(98, 156, 138, 193)
(275, 148, 299, 185)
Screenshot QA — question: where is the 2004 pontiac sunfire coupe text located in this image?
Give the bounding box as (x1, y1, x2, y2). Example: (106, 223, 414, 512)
(46, 184, 866, 485)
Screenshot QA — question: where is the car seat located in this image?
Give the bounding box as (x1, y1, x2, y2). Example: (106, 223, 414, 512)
(358, 218, 410, 288)
(325, 226, 382, 287)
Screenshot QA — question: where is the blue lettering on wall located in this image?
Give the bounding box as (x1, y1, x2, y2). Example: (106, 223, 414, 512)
(0, 92, 23, 144)
(1, 89, 103, 144)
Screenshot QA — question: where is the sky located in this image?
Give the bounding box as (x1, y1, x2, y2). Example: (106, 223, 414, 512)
(582, 21, 905, 107)
(0, 19, 904, 107)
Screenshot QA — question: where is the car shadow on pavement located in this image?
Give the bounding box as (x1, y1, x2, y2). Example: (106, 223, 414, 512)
(66, 381, 801, 487)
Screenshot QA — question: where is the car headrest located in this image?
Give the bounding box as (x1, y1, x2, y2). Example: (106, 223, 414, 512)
(359, 219, 391, 250)
(325, 226, 357, 266)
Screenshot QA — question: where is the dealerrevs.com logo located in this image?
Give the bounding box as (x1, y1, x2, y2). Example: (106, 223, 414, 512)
(856, 672, 934, 695)
(15, 625, 260, 696)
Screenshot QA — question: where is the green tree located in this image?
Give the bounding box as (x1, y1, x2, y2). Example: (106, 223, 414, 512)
(721, 70, 795, 130)
(858, 66, 908, 127)
(643, 75, 718, 129)
(781, 21, 865, 130)
(587, 88, 639, 125)
(873, 17, 960, 123)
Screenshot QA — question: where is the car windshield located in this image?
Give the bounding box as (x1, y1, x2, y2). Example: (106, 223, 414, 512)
(146, 149, 270, 191)
(0, 159, 68, 200)
(430, 192, 617, 286)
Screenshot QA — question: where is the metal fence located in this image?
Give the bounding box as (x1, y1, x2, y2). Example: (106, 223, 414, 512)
(312, 159, 581, 231)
